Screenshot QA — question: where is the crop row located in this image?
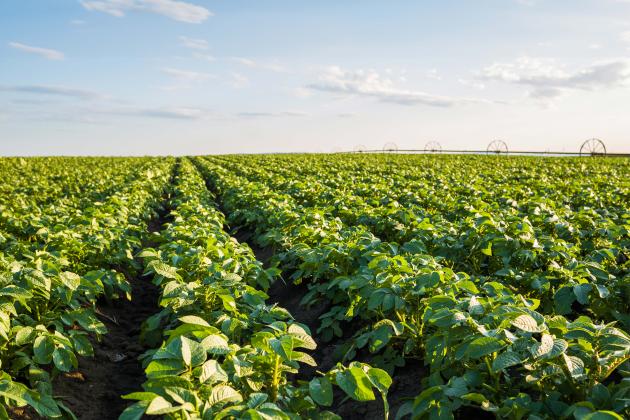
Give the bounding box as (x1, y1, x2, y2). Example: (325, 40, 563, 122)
(196, 154, 630, 419)
(121, 158, 392, 419)
(0, 158, 174, 417)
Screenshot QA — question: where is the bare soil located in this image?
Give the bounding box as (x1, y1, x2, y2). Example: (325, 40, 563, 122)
(53, 271, 160, 419)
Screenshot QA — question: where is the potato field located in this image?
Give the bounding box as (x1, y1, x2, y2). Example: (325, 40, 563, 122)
(0, 154, 629, 420)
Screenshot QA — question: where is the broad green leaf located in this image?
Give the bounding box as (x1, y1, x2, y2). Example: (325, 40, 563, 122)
(53, 347, 77, 372)
(146, 396, 179, 415)
(199, 360, 228, 384)
(33, 336, 55, 364)
(208, 385, 242, 407)
(467, 337, 504, 359)
(512, 314, 544, 333)
(309, 377, 333, 406)
(335, 367, 376, 402)
(59, 271, 81, 290)
(201, 335, 230, 355)
(492, 351, 521, 372)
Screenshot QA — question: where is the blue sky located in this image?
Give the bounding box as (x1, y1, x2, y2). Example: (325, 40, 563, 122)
(1, 0, 630, 155)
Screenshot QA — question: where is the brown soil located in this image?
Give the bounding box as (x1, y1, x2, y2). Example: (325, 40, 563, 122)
(50, 165, 176, 419)
(53, 272, 160, 419)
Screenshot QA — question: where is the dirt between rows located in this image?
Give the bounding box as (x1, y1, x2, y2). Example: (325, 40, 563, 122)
(52, 271, 160, 419)
(233, 228, 427, 420)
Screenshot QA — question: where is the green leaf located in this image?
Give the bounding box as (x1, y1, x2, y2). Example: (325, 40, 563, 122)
(309, 377, 333, 407)
(119, 401, 150, 420)
(335, 367, 376, 402)
(492, 351, 521, 372)
(60, 271, 81, 290)
(288, 323, 316, 350)
(199, 360, 228, 385)
(53, 347, 78, 372)
(201, 335, 230, 355)
(15, 326, 37, 346)
(33, 336, 55, 364)
(149, 260, 179, 279)
(179, 315, 211, 328)
(467, 337, 504, 359)
(531, 334, 554, 359)
(146, 396, 179, 415)
(548, 338, 568, 359)
(563, 354, 585, 378)
(582, 412, 624, 420)
(366, 367, 392, 394)
(208, 385, 242, 407)
(512, 314, 544, 333)
(573, 284, 592, 305)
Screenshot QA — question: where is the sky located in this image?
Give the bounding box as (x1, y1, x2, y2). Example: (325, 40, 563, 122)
(1, 0, 630, 156)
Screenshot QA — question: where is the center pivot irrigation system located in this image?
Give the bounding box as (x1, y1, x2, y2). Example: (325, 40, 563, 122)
(350, 138, 629, 157)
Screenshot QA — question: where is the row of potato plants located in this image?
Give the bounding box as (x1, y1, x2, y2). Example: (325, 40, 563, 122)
(214, 154, 630, 340)
(121, 158, 392, 419)
(197, 154, 630, 420)
(0, 157, 174, 418)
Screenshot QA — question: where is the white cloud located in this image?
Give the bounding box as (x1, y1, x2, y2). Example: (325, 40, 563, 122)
(458, 78, 486, 90)
(179, 36, 208, 50)
(162, 67, 212, 82)
(230, 57, 288, 73)
(425, 69, 442, 81)
(480, 56, 630, 99)
(237, 111, 309, 118)
(71, 19, 87, 25)
(193, 53, 215, 62)
(0, 84, 102, 100)
(230, 73, 249, 88)
(307, 66, 480, 107)
(8, 42, 65, 61)
(134, 106, 209, 119)
(621, 31, 630, 44)
(79, 0, 212, 24)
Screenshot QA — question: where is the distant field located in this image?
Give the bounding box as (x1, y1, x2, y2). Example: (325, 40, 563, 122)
(1, 154, 629, 419)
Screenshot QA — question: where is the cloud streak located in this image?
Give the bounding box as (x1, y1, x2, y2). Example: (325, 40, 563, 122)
(230, 57, 288, 73)
(480, 56, 630, 99)
(179, 36, 208, 50)
(0, 84, 102, 100)
(162, 67, 213, 82)
(8, 42, 65, 60)
(79, 0, 212, 24)
(237, 111, 309, 118)
(307, 66, 479, 107)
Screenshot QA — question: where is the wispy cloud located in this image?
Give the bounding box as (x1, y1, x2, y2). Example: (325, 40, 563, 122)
(79, 0, 212, 24)
(425, 68, 442, 81)
(179, 36, 208, 50)
(307, 66, 480, 107)
(230, 57, 288, 73)
(237, 111, 309, 118)
(192, 53, 215, 62)
(479, 56, 630, 99)
(230, 73, 249, 88)
(8, 42, 65, 60)
(126, 106, 210, 119)
(162, 67, 213, 82)
(0, 84, 102, 100)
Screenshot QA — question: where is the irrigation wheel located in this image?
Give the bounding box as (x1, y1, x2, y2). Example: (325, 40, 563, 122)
(424, 141, 442, 153)
(579, 138, 607, 157)
(382, 142, 399, 153)
(487, 140, 508, 155)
